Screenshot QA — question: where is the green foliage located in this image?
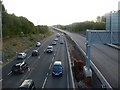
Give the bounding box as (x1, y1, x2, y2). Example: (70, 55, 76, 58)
(35, 25, 49, 34)
(2, 12, 35, 38)
(56, 20, 105, 33)
(2, 11, 50, 39)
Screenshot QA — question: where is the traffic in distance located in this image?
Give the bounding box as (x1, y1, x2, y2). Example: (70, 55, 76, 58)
(2, 31, 73, 89)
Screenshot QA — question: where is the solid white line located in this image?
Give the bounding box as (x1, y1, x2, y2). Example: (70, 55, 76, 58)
(7, 71, 12, 76)
(52, 57, 54, 61)
(73, 38, 112, 88)
(49, 63, 52, 70)
(42, 77, 47, 88)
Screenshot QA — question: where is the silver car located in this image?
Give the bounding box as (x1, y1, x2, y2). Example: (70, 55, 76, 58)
(17, 53, 27, 59)
(46, 46, 53, 53)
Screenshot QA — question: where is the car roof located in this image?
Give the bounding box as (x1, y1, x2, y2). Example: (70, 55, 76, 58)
(18, 53, 25, 55)
(19, 79, 33, 88)
(54, 61, 62, 65)
(33, 50, 38, 52)
(15, 61, 25, 66)
(37, 42, 40, 43)
(48, 46, 53, 48)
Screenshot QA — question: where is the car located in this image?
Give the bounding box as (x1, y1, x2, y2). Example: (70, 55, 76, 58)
(56, 33, 60, 37)
(61, 33, 64, 36)
(19, 79, 35, 90)
(32, 50, 39, 56)
(52, 61, 63, 76)
(12, 61, 28, 74)
(46, 46, 53, 53)
(60, 40, 64, 44)
(17, 53, 27, 59)
(52, 41, 57, 45)
(36, 42, 41, 47)
(54, 38, 58, 41)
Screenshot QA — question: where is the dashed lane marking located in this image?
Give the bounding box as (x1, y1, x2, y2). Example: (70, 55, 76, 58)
(52, 57, 54, 61)
(27, 55, 31, 59)
(42, 77, 47, 88)
(0, 79, 3, 82)
(49, 63, 52, 70)
(7, 71, 12, 76)
(28, 68, 31, 71)
(38, 56, 41, 59)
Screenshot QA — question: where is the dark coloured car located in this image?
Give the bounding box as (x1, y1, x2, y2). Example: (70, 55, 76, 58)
(32, 50, 39, 56)
(60, 40, 64, 44)
(19, 79, 35, 90)
(12, 61, 28, 74)
(52, 61, 63, 76)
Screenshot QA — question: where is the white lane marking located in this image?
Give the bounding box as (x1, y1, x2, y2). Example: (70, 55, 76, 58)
(0, 79, 3, 82)
(49, 63, 52, 70)
(52, 57, 54, 61)
(7, 71, 12, 76)
(27, 55, 31, 59)
(47, 73, 49, 76)
(54, 53, 56, 56)
(38, 56, 41, 59)
(44, 49, 46, 52)
(37, 48, 39, 51)
(42, 77, 47, 88)
(28, 68, 31, 71)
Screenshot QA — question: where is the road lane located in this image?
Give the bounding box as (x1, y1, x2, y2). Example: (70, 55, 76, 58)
(2, 32, 57, 88)
(2, 30, 74, 89)
(64, 31, 119, 88)
(45, 36, 69, 88)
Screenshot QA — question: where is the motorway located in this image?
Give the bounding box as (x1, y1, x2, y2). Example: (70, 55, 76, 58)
(62, 31, 119, 88)
(2, 30, 73, 89)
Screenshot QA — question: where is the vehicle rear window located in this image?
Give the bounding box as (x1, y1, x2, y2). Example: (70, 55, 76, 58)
(47, 47, 52, 49)
(18, 54, 22, 56)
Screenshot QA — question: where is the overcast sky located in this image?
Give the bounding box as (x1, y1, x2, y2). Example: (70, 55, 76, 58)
(2, 0, 120, 26)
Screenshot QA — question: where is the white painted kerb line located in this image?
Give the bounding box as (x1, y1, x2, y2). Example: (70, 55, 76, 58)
(74, 38, 112, 89)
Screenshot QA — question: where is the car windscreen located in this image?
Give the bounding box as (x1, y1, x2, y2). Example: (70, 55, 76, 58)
(53, 65, 62, 72)
(18, 54, 22, 56)
(47, 47, 52, 49)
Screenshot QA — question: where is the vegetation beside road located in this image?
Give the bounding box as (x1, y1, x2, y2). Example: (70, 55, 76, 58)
(2, 4, 52, 64)
(55, 16, 106, 35)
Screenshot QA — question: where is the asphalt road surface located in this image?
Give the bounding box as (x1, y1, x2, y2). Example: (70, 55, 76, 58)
(2, 30, 73, 89)
(63, 31, 119, 88)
